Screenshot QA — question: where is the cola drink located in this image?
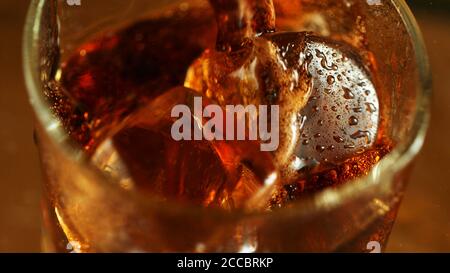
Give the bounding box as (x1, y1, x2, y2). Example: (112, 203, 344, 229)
(46, 0, 391, 210)
(41, 0, 398, 252)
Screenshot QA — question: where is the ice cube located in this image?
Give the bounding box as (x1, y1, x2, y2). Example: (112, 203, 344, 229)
(91, 87, 277, 209)
(185, 32, 379, 186)
(295, 36, 379, 166)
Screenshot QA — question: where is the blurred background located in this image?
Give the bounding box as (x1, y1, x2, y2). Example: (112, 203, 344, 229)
(0, 0, 449, 252)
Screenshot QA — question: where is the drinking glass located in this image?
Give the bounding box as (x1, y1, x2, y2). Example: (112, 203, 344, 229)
(23, 0, 431, 252)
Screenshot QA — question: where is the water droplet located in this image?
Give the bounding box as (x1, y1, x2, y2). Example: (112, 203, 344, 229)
(301, 133, 308, 138)
(344, 144, 356, 149)
(333, 136, 344, 143)
(313, 106, 320, 112)
(350, 130, 371, 144)
(336, 115, 342, 120)
(318, 70, 324, 75)
(318, 120, 324, 126)
(302, 139, 310, 145)
(315, 49, 337, 71)
(305, 51, 312, 59)
(353, 107, 363, 113)
(343, 87, 355, 99)
(365, 102, 377, 113)
(324, 88, 332, 94)
(337, 74, 343, 81)
(364, 90, 371, 96)
(331, 106, 338, 112)
(314, 133, 322, 138)
(316, 145, 326, 153)
(327, 76, 335, 85)
(349, 116, 359, 126)
(328, 145, 335, 150)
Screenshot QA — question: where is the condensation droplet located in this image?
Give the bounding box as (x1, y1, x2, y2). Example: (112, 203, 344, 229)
(349, 116, 359, 126)
(350, 130, 371, 144)
(343, 87, 355, 100)
(353, 107, 363, 113)
(316, 145, 326, 153)
(333, 136, 344, 143)
(327, 75, 335, 85)
(365, 102, 377, 113)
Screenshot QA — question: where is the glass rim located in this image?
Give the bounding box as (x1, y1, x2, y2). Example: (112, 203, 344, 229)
(23, 0, 432, 220)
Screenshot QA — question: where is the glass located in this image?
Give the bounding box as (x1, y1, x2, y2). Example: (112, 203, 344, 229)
(23, 0, 431, 252)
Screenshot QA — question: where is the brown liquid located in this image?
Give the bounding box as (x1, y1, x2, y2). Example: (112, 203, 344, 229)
(46, 1, 391, 211)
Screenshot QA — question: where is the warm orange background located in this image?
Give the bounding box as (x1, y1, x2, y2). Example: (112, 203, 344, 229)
(0, 1, 449, 252)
